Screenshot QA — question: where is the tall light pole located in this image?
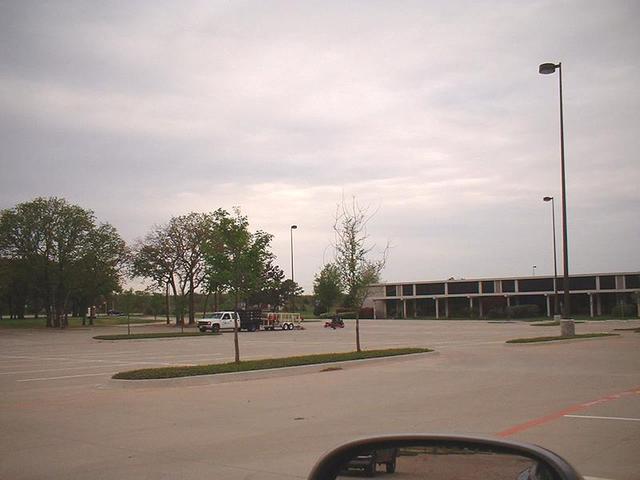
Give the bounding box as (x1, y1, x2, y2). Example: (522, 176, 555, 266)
(539, 62, 570, 318)
(543, 196, 560, 316)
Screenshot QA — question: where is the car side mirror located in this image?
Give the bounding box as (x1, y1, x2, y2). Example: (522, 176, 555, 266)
(307, 435, 583, 480)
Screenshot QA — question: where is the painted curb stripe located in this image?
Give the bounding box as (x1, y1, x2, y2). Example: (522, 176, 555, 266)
(497, 386, 640, 437)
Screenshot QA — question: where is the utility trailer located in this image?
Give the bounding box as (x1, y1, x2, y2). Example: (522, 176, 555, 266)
(262, 312, 303, 331)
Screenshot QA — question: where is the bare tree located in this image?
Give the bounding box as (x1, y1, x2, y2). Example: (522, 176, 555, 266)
(169, 213, 211, 325)
(133, 213, 212, 326)
(132, 223, 185, 325)
(333, 197, 387, 352)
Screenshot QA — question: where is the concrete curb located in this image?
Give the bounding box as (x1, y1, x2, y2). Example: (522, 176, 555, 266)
(108, 350, 438, 389)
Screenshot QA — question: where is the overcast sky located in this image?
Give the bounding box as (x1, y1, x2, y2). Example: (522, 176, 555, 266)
(1, 0, 638, 292)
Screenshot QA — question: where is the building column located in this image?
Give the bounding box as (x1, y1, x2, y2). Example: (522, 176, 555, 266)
(445, 298, 450, 318)
(469, 297, 473, 311)
(435, 298, 439, 319)
(479, 298, 484, 318)
(506, 296, 511, 307)
(589, 293, 595, 318)
(546, 295, 551, 317)
(596, 294, 602, 316)
(403, 299, 407, 319)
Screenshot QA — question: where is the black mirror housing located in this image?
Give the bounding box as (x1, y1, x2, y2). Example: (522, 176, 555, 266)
(308, 434, 583, 480)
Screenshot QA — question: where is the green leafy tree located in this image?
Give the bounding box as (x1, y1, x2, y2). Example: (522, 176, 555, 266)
(203, 208, 273, 362)
(0, 197, 126, 327)
(145, 291, 165, 320)
(249, 261, 303, 310)
(313, 263, 343, 316)
(68, 223, 128, 323)
(333, 198, 387, 352)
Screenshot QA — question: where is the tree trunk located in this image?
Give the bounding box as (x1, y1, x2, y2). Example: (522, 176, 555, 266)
(355, 314, 361, 352)
(233, 316, 240, 363)
(188, 277, 195, 324)
(202, 292, 211, 318)
(165, 282, 170, 325)
(45, 303, 53, 328)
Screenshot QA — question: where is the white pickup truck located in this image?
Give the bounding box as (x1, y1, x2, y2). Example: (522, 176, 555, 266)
(197, 311, 239, 333)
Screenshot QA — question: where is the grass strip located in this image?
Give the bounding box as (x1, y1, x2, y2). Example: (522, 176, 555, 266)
(0, 316, 160, 329)
(530, 321, 585, 326)
(113, 347, 432, 380)
(94, 332, 216, 340)
(506, 333, 618, 344)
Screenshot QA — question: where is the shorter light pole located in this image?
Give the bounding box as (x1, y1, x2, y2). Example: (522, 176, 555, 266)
(543, 196, 560, 316)
(290, 225, 298, 310)
(532, 265, 537, 276)
(290, 225, 298, 282)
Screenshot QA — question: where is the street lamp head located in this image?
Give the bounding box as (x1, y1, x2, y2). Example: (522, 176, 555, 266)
(539, 62, 559, 74)
(291, 225, 298, 230)
(543, 196, 553, 202)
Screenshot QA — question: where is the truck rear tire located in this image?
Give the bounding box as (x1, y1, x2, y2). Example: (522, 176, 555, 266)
(386, 459, 396, 473)
(212, 324, 220, 334)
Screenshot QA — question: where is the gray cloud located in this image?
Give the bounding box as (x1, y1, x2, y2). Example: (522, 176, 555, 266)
(1, 0, 639, 291)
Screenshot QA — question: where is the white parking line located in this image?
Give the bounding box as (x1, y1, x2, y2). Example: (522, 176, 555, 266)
(0, 364, 129, 375)
(564, 415, 640, 422)
(17, 372, 112, 382)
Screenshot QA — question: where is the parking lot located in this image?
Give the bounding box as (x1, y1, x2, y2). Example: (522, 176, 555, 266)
(1, 319, 639, 479)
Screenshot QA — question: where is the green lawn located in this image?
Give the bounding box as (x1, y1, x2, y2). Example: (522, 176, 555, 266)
(0, 316, 160, 328)
(113, 347, 433, 380)
(506, 333, 618, 344)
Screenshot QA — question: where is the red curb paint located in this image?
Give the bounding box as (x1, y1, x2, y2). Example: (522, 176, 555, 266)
(497, 386, 640, 437)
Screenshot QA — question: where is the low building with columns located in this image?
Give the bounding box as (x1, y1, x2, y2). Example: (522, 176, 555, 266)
(365, 271, 640, 319)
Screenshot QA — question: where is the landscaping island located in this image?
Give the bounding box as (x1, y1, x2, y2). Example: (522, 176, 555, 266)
(113, 347, 432, 380)
(506, 333, 618, 344)
(94, 332, 217, 340)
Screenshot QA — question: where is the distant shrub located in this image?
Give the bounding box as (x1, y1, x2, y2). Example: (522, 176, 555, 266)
(359, 307, 374, 319)
(612, 303, 636, 317)
(507, 305, 540, 318)
(487, 304, 540, 319)
(487, 307, 506, 319)
(319, 308, 372, 319)
(313, 304, 328, 316)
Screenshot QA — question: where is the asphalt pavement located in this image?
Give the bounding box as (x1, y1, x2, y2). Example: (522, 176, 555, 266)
(1, 319, 638, 480)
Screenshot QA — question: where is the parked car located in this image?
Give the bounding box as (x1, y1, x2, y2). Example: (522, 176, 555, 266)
(343, 447, 398, 476)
